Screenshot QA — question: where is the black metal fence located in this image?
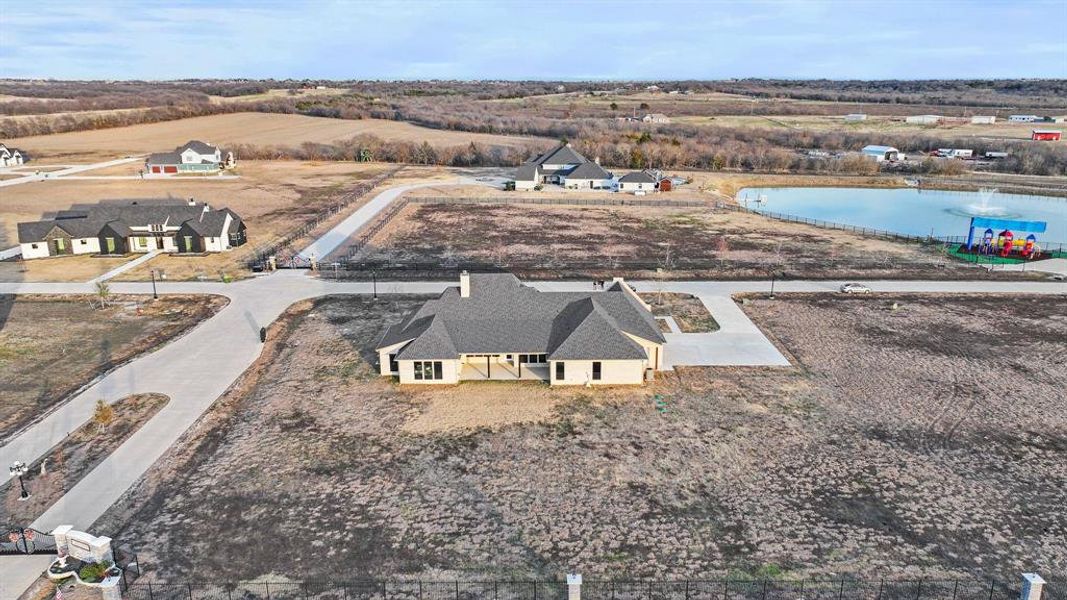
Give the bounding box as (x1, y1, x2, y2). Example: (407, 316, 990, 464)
(244, 166, 403, 269)
(0, 527, 56, 554)
(409, 196, 707, 208)
(721, 202, 1067, 256)
(120, 579, 1063, 600)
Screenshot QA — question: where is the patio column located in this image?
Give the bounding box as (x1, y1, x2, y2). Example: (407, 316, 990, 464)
(487, 356, 491, 378)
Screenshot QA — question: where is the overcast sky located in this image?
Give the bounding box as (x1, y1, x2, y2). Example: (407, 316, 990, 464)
(1, 0, 1065, 80)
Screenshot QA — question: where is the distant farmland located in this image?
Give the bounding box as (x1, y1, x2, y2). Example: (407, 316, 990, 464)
(6, 112, 549, 159)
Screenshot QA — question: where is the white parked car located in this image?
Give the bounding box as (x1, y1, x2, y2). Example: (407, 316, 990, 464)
(840, 283, 873, 294)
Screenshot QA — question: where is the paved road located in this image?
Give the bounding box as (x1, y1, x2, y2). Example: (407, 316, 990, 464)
(297, 178, 469, 261)
(0, 156, 145, 187)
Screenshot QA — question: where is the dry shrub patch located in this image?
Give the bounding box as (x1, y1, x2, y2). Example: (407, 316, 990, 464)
(97, 295, 1066, 582)
(1, 393, 168, 530)
(641, 292, 719, 332)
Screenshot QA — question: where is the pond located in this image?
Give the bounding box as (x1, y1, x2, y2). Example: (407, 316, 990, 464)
(737, 187, 1067, 242)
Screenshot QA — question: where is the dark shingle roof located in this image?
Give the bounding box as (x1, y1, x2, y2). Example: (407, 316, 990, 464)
(537, 143, 588, 166)
(380, 273, 663, 362)
(17, 199, 240, 243)
(566, 162, 612, 180)
(618, 170, 658, 184)
(179, 140, 220, 155)
(146, 151, 182, 165)
(514, 162, 539, 181)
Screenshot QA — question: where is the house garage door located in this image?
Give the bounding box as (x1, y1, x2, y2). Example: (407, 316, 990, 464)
(163, 166, 178, 173)
(151, 166, 161, 173)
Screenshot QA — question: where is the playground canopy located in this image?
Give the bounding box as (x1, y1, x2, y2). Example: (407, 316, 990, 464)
(965, 216, 1047, 250)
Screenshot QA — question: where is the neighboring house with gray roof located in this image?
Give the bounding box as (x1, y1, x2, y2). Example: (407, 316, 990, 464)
(1, 143, 26, 167)
(145, 140, 234, 174)
(17, 198, 246, 259)
(512, 143, 614, 191)
(618, 169, 661, 193)
(376, 272, 666, 386)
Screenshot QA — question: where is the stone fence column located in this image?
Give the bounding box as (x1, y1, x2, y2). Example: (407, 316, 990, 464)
(567, 574, 582, 600)
(1021, 574, 1046, 600)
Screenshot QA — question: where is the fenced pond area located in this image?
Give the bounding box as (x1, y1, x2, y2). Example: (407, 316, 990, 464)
(737, 187, 1066, 242)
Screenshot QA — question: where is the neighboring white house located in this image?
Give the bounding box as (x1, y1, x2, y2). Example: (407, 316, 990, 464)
(618, 170, 660, 193)
(512, 143, 614, 190)
(861, 145, 904, 162)
(145, 140, 235, 174)
(1009, 115, 1040, 123)
(905, 115, 942, 125)
(844, 114, 867, 122)
(17, 198, 246, 260)
(642, 113, 670, 124)
(376, 272, 666, 386)
(970, 115, 997, 124)
(0, 143, 25, 167)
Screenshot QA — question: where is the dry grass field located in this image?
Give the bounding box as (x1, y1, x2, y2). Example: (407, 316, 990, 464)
(6, 112, 548, 161)
(0, 160, 399, 281)
(361, 202, 990, 279)
(674, 114, 1064, 144)
(94, 294, 1067, 581)
(0, 294, 226, 440)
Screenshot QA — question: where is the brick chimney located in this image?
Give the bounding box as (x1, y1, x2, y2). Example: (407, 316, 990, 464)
(460, 271, 471, 298)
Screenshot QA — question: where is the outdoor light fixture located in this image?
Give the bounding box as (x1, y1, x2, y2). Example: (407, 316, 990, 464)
(9, 460, 30, 500)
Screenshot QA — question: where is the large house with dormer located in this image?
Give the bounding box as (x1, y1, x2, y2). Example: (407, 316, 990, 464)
(145, 140, 235, 174)
(376, 272, 666, 386)
(1, 143, 26, 167)
(513, 143, 614, 190)
(17, 198, 246, 260)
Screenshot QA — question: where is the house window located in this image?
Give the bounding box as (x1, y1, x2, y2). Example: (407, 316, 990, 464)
(592, 361, 602, 381)
(79, 239, 87, 245)
(31, 243, 38, 249)
(555, 362, 565, 380)
(413, 361, 443, 381)
(518, 354, 548, 364)
(388, 354, 398, 373)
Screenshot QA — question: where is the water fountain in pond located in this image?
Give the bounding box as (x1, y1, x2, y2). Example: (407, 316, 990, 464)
(967, 188, 1007, 216)
(947, 187, 1018, 219)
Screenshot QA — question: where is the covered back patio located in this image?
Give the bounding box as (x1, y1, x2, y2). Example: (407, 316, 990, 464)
(459, 354, 549, 382)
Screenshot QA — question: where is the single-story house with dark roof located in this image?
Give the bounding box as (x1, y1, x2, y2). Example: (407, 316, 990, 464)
(617, 169, 660, 193)
(376, 272, 666, 386)
(17, 198, 246, 259)
(145, 140, 235, 174)
(512, 143, 614, 191)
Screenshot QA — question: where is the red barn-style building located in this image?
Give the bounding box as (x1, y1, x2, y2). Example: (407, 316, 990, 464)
(1032, 129, 1062, 141)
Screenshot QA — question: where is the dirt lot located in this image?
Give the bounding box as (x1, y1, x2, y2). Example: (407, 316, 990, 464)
(1, 393, 167, 530)
(361, 202, 995, 279)
(0, 294, 226, 440)
(0, 160, 397, 281)
(641, 292, 719, 332)
(95, 294, 1066, 581)
(6, 112, 547, 161)
(0, 255, 136, 283)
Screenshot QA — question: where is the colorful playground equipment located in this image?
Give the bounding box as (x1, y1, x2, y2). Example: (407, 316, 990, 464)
(964, 217, 1048, 260)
